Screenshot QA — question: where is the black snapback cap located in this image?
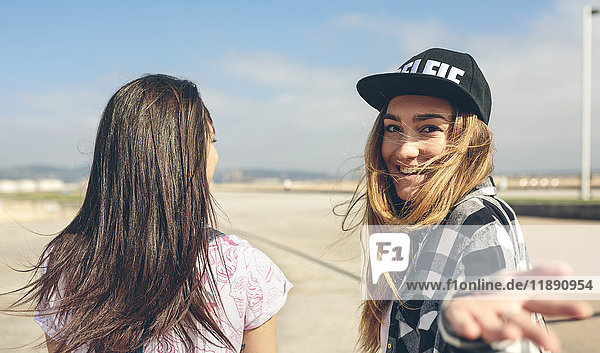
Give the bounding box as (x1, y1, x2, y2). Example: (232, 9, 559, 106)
(357, 48, 492, 124)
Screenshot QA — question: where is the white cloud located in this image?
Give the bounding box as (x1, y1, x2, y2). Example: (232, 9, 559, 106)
(4, 0, 600, 175)
(198, 1, 600, 174)
(0, 85, 106, 167)
(202, 52, 375, 173)
(318, 0, 600, 173)
(470, 0, 600, 172)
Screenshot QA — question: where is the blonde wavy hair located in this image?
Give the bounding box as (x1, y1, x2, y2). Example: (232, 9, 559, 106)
(341, 102, 495, 353)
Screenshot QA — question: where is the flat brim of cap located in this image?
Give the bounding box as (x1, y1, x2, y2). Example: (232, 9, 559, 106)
(357, 72, 482, 118)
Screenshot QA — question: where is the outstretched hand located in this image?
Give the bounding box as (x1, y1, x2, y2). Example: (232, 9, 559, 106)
(443, 263, 593, 352)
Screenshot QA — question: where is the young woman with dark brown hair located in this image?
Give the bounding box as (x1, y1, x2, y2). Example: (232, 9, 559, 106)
(343, 48, 591, 353)
(12, 74, 291, 353)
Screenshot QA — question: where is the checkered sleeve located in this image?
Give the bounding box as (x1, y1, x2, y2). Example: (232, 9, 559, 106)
(437, 199, 545, 353)
(384, 179, 548, 353)
(455, 222, 518, 278)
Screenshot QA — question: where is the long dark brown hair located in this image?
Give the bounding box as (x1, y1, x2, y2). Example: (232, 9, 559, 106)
(10, 74, 233, 352)
(341, 103, 494, 353)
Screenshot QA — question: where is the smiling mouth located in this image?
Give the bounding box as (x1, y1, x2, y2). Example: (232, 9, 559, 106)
(395, 166, 425, 176)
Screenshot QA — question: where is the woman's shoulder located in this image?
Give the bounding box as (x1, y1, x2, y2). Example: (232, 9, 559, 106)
(448, 195, 516, 226)
(446, 178, 517, 227)
(209, 234, 275, 266)
(445, 193, 522, 255)
(446, 191, 530, 274)
(208, 233, 293, 331)
(210, 233, 249, 250)
(208, 233, 292, 290)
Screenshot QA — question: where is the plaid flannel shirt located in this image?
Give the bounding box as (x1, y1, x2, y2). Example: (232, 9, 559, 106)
(383, 177, 546, 353)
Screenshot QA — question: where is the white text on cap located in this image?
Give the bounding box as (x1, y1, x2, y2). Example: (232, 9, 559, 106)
(397, 59, 465, 84)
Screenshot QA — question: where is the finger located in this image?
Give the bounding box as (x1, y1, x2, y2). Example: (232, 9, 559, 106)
(444, 304, 481, 340)
(503, 262, 572, 278)
(498, 321, 523, 341)
(508, 311, 561, 352)
(473, 303, 527, 343)
(522, 262, 572, 277)
(473, 308, 507, 342)
(523, 300, 593, 319)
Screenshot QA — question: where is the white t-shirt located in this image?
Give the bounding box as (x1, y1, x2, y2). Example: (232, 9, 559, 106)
(35, 234, 292, 353)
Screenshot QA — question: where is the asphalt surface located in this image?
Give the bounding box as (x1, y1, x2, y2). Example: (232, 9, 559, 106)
(0, 191, 598, 352)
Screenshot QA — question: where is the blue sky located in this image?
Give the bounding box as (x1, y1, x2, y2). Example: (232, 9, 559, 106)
(1, 0, 599, 174)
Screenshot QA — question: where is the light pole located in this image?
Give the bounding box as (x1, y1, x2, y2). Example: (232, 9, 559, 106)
(581, 5, 599, 200)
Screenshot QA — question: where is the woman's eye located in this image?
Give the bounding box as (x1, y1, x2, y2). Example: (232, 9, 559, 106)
(212, 138, 218, 143)
(422, 125, 441, 133)
(384, 125, 401, 133)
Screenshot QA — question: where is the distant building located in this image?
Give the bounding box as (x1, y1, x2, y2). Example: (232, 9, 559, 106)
(231, 170, 244, 183)
(38, 179, 65, 192)
(0, 178, 65, 193)
(0, 180, 18, 193)
(18, 179, 36, 193)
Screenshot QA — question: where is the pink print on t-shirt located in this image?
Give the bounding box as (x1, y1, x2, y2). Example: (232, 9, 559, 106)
(35, 234, 292, 353)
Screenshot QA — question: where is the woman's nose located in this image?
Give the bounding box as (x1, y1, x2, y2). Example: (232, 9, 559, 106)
(395, 140, 420, 161)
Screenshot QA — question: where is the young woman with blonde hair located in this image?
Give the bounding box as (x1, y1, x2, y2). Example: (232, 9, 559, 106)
(10, 74, 291, 353)
(344, 48, 591, 353)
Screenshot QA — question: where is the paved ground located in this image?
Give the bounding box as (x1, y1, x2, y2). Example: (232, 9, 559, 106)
(0, 191, 598, 352)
